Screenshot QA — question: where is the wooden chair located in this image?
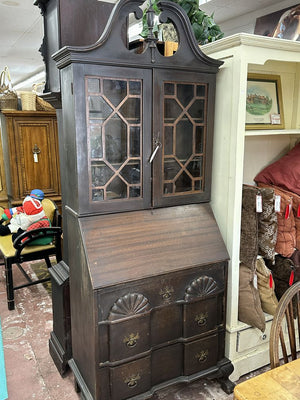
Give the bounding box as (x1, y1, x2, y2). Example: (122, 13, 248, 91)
(269, 280, 300, 368)
(0, 198, 62, 310)
(234, 282, 300, 399)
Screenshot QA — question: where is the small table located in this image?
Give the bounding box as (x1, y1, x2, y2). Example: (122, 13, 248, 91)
(234, 358, 300, 400)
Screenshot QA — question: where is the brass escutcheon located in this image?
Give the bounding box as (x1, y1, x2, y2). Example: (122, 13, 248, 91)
(195, 350, 208, 363)
(32, 143, 41, 154)
(195, 312, 208, 326)
(159, 286, 174, 302)
(124, 373, 141, 388)
(123, 333, 140, 348)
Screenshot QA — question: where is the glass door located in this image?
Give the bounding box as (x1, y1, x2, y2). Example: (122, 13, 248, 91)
(85, 67, 152, 213)
(152, 70, 216, 208)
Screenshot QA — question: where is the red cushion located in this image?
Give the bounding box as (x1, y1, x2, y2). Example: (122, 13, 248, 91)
(254, 143, 300, 196)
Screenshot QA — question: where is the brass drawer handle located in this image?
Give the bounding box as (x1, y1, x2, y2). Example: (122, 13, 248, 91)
(124, 373, 140, 388)
(123, 333, 140, 348)
(195, 350, 208, 363)
(195, 312, 208, 326)
(159, 286, 174, 302)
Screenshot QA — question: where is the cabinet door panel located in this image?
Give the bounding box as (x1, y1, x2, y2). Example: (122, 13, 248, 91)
(153, 70, 216, 208)
(17, 121, 57, 193)
(82, 65, 152, 215)
(2, 112, 60, 204)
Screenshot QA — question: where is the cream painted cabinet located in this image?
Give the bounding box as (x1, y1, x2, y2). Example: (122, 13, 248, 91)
(202, 33, 300, 381)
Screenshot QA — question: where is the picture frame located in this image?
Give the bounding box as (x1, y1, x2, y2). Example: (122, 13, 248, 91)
(246, 73, 284, 130)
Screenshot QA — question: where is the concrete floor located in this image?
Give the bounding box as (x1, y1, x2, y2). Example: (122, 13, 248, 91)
(0, 260, 268, 400)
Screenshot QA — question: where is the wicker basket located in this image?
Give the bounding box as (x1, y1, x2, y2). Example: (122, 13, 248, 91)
(0, 91, 18, 110)
(32, 82, 45, 96)
(36, 96, 55, 111)
(32, 82, 54, 111)
(20, 91, 36, 111)
(0, 67, 18, 111)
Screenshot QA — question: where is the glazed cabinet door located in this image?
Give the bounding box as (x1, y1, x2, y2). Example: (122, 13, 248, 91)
(82, 66, 217, 214)
(84, 66, 152, 214)
(152, 69, 216, 207)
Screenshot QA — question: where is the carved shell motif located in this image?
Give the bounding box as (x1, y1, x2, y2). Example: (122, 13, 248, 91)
(185, 276, 218, 301)
(108, 293, 151, 321)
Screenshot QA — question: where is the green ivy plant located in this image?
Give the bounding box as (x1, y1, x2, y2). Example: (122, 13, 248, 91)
(176, 0, 224, 44)
(140, 0, 224, 45)
(140, 0, 161, 39)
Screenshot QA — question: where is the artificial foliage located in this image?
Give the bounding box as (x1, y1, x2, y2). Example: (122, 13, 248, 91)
(140, 0, 161, 39)
(140, 0, 224, 45)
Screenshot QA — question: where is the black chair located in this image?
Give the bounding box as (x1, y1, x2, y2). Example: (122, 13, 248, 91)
(0, 198, 62, 310)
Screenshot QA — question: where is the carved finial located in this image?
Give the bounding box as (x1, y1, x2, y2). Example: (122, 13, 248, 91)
(145, 0, 158, 63)
(146, 0, 155, 40)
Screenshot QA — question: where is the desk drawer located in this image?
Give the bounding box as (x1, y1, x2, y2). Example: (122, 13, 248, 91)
(108, 313, 150, 362)
(151, 343, 182, 385)
(110, 356, 151, 400)
(183, 294, 223, 338)
(184, 334, 219, 375)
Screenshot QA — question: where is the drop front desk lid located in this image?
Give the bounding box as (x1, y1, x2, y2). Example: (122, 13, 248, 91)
(79, 203, 229, 289)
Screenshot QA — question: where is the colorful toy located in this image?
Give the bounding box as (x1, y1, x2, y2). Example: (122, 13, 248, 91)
(0, 189, 45, 224)
(0, 190, 50, 241)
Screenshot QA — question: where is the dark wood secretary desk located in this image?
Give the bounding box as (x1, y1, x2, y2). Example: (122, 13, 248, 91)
(43, 0, 234, 398)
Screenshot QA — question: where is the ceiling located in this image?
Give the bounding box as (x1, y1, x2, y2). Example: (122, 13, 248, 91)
(0, 0, 298, 92)
(0, 0, 44, 91)
(199, 0, 283, 23)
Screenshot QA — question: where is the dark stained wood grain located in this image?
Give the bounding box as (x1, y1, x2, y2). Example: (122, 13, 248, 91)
(80, 203, 228, 288)
(35, 0, 114, 99)
(45, 0, 234, 396)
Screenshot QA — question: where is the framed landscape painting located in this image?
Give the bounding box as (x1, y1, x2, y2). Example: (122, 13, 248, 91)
(246, 73, 284, 130)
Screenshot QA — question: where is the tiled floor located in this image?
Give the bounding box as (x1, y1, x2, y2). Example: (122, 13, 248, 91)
(0, 260, 268, 400)
(0, 261, 78, 400)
